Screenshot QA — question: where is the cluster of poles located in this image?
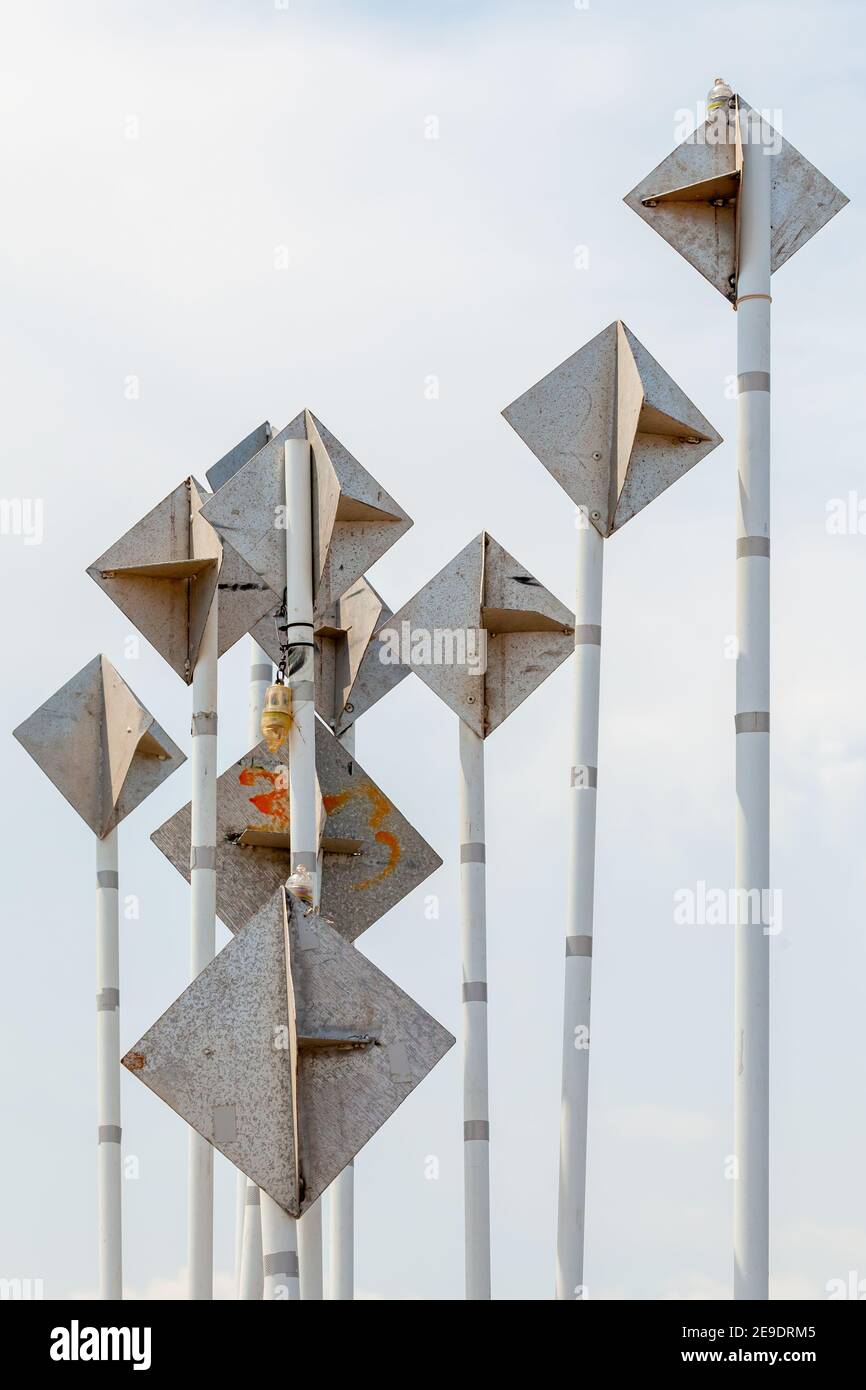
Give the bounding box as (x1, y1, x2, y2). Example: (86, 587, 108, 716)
(12, 80, 847, 1300)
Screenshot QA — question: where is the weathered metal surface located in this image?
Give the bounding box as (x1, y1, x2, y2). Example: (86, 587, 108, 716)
(199, 409, 412, 616)
(13, 654, 186, 838)
(122, 888, 455, 1216)
(88, 476, 277, 682)
(217, 536, 281, 658)
(382, 532, 574, 739)
(151, 718, 442, 938)
(502, 320, 722, 537)
(123, 887, 300, 1213)
(624, 96, 848, 301)
(206, 421, 272, 493)
(253, 576, 409, 735)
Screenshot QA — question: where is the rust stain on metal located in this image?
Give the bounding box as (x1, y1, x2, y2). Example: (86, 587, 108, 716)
(123, 1050, 146, 1072)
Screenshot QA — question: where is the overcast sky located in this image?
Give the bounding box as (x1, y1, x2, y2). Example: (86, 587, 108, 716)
(1, 0, 864, 1300)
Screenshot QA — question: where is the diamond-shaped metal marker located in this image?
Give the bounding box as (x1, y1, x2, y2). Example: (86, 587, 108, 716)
(381, 532, 574, 739)
(206, 420, 273, 495)
(502, 320, 722, 538)
(13, 654, 186, 838)
(122, 888, 454, 1216)
(252, 575, 409, 737)
(200, 409, 412, 617)
(87, 476, 278, 683)
(624, 95, 848, 302)
(151, 718, 441, 939)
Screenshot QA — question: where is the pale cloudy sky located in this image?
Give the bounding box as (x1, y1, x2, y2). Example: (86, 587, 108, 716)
(1, 0, 864, 1300)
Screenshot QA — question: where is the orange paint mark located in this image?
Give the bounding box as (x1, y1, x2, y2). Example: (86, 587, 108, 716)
(323, 780, 402, 890)
(356, 830, 401, 891)
(239, 764, 288, 829)
(249, 790, 288, 824)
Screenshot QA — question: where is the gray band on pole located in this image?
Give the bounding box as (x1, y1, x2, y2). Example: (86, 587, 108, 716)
(96, 988, 120, 1011)
(464, 1121, 489, 1141)
(291, 850, 319, 870)
(570, 765, 598, 788)
(250, 664, 272, 682)
(190, 845, 217, 870)
(735, 711, 770, 734)
(737, 371, 771, 393)
(460, 842, 486, 863)
(737, 536, 771, 559)
(566, 935, 593, 957)
(263, 1251, 299, 1277)
(191, 711, 218, 735)
(245, 1186, 261, 1206)
(96, 870, 119, 889)
(462, 981, 488, 1003)
(98, 1125, 122, 1145)
(574, 624, 602, 645)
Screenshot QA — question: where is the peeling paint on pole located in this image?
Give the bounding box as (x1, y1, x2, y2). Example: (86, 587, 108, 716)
(122, 889, 454, 1216)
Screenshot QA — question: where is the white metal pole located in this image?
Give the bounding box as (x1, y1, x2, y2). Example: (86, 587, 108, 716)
(328, 722, 355, 1300)
(235, 636, 272, 1300)
(239, 1181, 264, 1300)
(188, 592, 218, 1300)
(556, 509, 603, 1300)
(96, 826, 122, 1299)
(458, 718, 490, 1299)
(233, 1169, 244, 1298)
(284, 436, 323, 1300)
(734, 108, 772, 1302)
(298, 1203, 323, 1301)
(261, 1193, 300, 1300)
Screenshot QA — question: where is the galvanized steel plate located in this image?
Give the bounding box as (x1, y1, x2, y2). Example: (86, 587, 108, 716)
(13, 654, 186, 838)
(88, 475, 276, 682)
(199, 409, 412, 616)
(206, 420, 273, 494)
(623, 96, 848, 300)
(383, 532, 574, 738)
(151, 718, 442, 938)
(252, 575, 410, 736)
(502, 320, 722, 537)
(123, 887, 300, 1213)
(123, 888, 455, 1215)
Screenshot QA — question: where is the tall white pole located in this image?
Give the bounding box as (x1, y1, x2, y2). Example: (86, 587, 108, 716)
(298, 1203, 323, 1300)
(238, 1182, 264, 1300)
(284, 436, 322, 1300)
(235, 636, 272, 1300)
(188, 593, 218, 1300)
(261, 1193, 300, 1300)
(328, 722, 356, 1300)
(556, 510, 603, 1300)
(458, 718, 490, 1299)
(734, 108, 772, 1302)
(96, 826, 122, 1299)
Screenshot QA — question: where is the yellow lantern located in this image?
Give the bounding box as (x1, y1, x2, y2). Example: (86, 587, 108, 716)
(261, 682, 293, 752)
